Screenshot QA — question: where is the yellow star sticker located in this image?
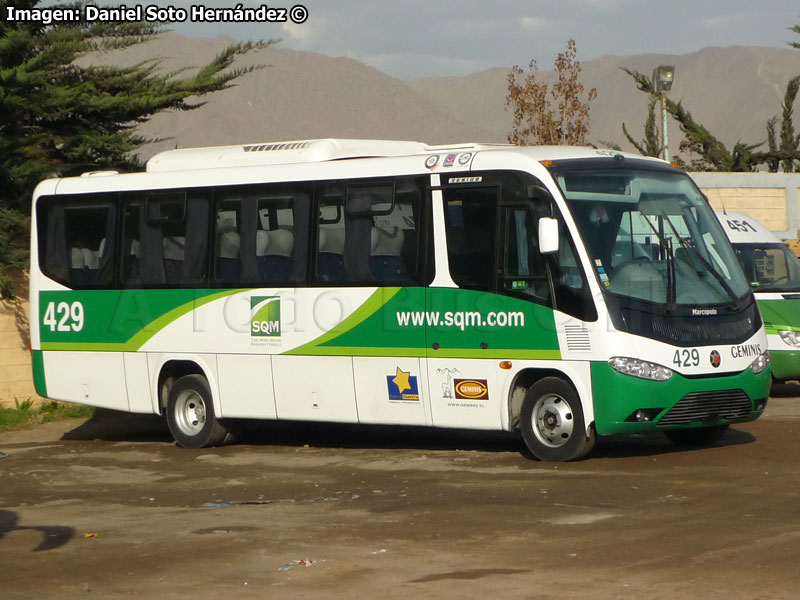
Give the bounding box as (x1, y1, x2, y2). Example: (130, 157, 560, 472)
(392, 367, 412, 394)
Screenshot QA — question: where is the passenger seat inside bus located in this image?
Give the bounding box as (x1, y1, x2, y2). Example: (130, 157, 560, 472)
(217, 231, 241, 284)
(318, 228, 347, 281)
(69, 247, 87, 285)
(163, 236, 185, 283)
(371, 226, 408, 282)
(69, 240, 104, 286)
(257, 229, 294, 282)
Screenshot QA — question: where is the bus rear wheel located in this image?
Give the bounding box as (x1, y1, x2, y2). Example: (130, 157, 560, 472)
(166, 374, 232, 448)
(663, 425, 729, 447)
(520, 377, 595, 462)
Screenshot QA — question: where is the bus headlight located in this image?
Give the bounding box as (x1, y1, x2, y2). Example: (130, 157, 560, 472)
(778, 330, 800, 347)
(609, 356, 674, 381)
(748, 350, 770, 374)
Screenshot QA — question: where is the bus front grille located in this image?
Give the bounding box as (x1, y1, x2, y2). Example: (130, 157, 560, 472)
(657, 390, 752, 427)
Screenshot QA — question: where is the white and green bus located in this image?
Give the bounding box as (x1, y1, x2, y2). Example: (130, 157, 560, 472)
(29, 139, 770, 461)
(716, 210, 800, 382)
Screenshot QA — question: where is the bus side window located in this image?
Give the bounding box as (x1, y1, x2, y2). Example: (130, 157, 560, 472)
(370, 177, 426, 285)
(442, 188, 497, 291)
(315, 182, 345, 283)
(256, 191, 309, 284)
(37, 194, 117, 289)
(214, 185, 310, 287)
(214, 193, 245, 286)
(500, 206, 551, 304)
(121, 189, 210, 288)
(497, 197, 596, 321)
(314, 176, 426, 286)
(549, 226, 598, 321)
(120, 200, 143, 285)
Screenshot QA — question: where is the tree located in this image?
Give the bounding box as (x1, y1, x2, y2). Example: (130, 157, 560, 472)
(765, 117, 781, 173)
(0, 0, 269, 295)
(506, 39, 597, 146)
(764, 76, 800, 173)
(621, 96, 661, 158)
(618, 68, 662, 157)
(622, 68, 764, 171)
(790, 22, 800, 49)
(768, 19, 800, 172)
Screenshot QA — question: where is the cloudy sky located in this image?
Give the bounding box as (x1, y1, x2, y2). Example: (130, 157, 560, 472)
(164, 0, 800, 78)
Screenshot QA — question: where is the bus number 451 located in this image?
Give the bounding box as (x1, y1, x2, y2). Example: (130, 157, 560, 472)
(43, 301, 84, 332)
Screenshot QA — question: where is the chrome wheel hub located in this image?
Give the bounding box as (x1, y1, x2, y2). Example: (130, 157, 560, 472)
(174, 390, 206, 435)
(532, 394, 574, 448)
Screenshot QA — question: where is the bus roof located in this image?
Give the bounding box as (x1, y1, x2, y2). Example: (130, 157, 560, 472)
(143, 138, 662, 174)
(715, 210, 781, 244)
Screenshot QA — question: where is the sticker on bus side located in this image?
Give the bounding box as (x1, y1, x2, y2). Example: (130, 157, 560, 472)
(387, 367, 420, 402)
(251, 296, 281, 339)
(454, 379, 489, 400)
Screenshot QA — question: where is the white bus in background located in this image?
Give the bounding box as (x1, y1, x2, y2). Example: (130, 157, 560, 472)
(717, 210, 800, 382)
(29, 139, 770, 461)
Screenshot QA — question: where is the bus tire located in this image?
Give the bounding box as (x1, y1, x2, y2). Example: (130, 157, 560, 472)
(520, 377, 595, 462)
(166, 374, 231, 448)
(663, 425, 729, 447)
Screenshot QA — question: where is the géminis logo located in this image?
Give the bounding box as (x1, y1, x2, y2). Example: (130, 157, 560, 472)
(251, 296, 281, 337)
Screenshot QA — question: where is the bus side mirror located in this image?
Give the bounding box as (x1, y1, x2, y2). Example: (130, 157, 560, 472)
(538, 217, 559, 254)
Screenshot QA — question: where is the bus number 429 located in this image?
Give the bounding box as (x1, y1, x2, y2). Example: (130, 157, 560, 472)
(43, 301, 84, 332)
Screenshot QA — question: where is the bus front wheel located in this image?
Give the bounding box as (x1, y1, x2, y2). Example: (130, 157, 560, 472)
(520, 377, 595, 462)
(166, 374, 232, 448)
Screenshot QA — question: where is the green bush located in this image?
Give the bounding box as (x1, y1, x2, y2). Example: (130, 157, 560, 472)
(0, 399, 95, 430)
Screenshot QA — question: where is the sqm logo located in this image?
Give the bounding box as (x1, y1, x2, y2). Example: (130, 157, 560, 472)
(251, 296, 281, 337)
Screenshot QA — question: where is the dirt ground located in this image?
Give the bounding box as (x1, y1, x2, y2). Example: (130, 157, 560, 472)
(2, 386, 800, 600)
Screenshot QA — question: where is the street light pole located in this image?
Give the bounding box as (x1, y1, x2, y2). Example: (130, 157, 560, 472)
(653, 65, 675, 162)
(661, 93, 669, 162)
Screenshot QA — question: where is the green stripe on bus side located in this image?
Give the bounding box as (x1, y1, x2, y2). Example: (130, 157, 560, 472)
(124, 288, 246, 350)
(40, 343, 127, 352)
(40, 288, 245, 352)
(287, 287, 561, 356)
(286, 346, 427, 357)
(31, 349, 47, 397)
(285, 287, 403, 355)
(285, 346, 561, 359)
(38, 345, 562, 359)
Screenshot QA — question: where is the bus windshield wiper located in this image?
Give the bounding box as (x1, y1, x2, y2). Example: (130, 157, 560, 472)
(661, 213, 741, 310)
(641, 216, 677, 313)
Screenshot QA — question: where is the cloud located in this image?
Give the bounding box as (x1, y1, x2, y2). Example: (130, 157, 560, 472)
(362, 52, 498, 80)
(281, 18, 321, 46)
(146, 0, 800, 78)
(521, 17, 547, 32)
(701, 15, 740, 29)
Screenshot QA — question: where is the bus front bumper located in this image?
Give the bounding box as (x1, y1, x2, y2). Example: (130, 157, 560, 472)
(591, 362, 770, 435)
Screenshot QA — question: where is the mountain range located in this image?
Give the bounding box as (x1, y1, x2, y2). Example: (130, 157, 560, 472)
(85, 33, 800, 162)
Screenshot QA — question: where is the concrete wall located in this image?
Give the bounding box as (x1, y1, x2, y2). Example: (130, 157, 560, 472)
(0, 273, 43, 408)
(690, 172, 800, 239)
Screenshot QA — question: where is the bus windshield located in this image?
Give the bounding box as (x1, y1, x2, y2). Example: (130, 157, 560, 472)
(733, 242, 800, 293)
(554, 165, 751, 308)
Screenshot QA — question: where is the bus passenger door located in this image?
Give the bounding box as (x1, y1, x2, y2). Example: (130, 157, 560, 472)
(426, 180, 501, 430)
